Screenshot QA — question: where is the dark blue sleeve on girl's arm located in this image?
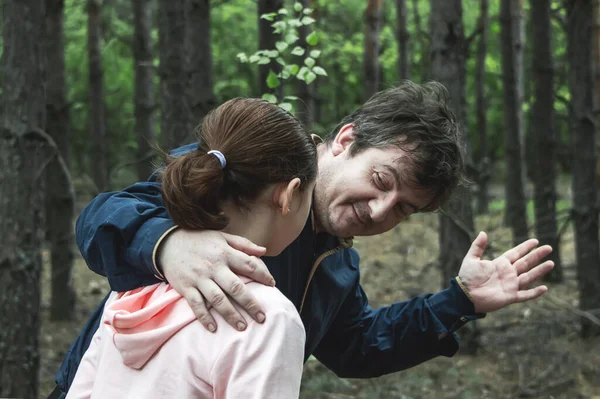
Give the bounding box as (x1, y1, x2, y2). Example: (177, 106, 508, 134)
(312, 278, 484, 378)
(75, 181, 175, 292)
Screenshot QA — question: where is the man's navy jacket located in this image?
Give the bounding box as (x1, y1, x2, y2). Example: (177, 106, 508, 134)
(56, 143, 482, 392)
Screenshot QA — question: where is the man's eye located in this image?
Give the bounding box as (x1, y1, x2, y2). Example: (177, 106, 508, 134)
(375, 174, 387, 190)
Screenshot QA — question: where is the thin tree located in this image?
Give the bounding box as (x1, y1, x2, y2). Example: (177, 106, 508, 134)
(258, 0, 284, 97)
(46, 0, 77, 320)
(87, 0, 111, 192)
(186, 0, 215, 132)
(0, 0, 47, 396)
(133, 0, 157, 180)
(412, 0, 428, 82)
(531, 0, 563, 282)
(567, 0, 600, 337)
(430, 0, 479, 354)
(397, 0, 410, 80)
(475, 0, 490, 214)
(159, 0, 192, 148)
(364, 0, 382, 100)
(500, 0, 528, 245)
(296, 0, 316, 128)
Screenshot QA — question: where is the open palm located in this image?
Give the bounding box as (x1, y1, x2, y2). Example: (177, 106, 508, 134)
(458, 232, 554, 314)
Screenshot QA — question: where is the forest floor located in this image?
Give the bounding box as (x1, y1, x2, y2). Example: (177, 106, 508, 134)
(38, 177, 600, 399)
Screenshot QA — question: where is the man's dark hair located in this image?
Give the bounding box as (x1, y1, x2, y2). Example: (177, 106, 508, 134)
(324, 80, 467, 211)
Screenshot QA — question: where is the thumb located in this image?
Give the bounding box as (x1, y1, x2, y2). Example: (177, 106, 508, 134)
(466, 231, 488, 261)
(221, 232, 267, 257)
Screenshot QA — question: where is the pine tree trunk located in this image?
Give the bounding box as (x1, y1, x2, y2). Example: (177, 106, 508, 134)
(186, 0, 215, 131)
(296, 0, 315, 127)
(45, 0, 77, 320)
(0, 0, 47, 396)
(397, 0, 410, 80)
(87, 0, 110, 192)
(500, 0, 528, 245)
(133, 0, 157, 180)
(567, 0, 600, 338)
(430, 0, 479, 355)
(258, 0, 284, 98)
(364, 0, 382, 100)
(531, 0, 563, 282)
(475, 0, 490, 215)
(159, 0, 192, 149)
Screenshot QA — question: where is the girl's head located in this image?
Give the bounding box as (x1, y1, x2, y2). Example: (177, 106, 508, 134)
(160, 98, 318, 256)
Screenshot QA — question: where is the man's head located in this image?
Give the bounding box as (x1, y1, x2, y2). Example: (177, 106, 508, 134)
(313, 80, 467, 238)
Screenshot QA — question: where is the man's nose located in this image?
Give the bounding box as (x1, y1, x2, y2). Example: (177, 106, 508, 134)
(369, 196, 394, 223)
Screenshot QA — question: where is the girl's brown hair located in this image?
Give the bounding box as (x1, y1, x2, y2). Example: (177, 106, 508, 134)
(159, 98, 317, 230)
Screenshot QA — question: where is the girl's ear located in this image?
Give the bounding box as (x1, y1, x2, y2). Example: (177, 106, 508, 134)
(273, 178, 301, 216)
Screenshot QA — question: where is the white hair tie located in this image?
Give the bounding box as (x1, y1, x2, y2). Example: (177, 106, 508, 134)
(207, 150, 226, 168)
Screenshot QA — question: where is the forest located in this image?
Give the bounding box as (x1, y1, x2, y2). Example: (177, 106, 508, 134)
(1, 0, 599, 398)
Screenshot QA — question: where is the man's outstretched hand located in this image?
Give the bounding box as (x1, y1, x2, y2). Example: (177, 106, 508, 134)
(458, 232, 554, 314)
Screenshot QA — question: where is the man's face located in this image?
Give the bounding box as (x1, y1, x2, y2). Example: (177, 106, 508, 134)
(313, 125, 433, 238)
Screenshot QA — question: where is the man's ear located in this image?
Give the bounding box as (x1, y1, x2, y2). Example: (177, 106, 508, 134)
(331, 124, 355, 157)
(273, 178, 302, 215)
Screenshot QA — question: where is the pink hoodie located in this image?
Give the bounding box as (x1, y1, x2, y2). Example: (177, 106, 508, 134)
(67, 281, 305, 399)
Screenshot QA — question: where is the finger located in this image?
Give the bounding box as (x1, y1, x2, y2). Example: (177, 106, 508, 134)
(518, 261, 555, 289)
(198, 279, 248, 331)
(465, 231, 488, 260)
(222, 232, 267, 257)
(213, 269, 267, 324)
(183, 288, 217, 333)
(227, 250, 275, 287)
(515, 285, 548, 303)
(502, 238, 539, 264)
(513, 245, 553, 274)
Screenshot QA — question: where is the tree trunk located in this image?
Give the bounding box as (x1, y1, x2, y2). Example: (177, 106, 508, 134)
(397, 0, 410, 80)
(133, 0, 157, 180)
(296, 0, 315, 127)
(430, 0, 479, 354)
(364, 0, 382, 100)
(87, 0, 110, 192)
(531, 0, 563, 282)
(412, 0, 428, 82)
(500, 0, 528, 245)
(0, 0, 47, 396)
(46, 0, 77, 320)
(258, 0, 284, 97)
(594, 0, 600, 119)
(159, 0, 192, 149)
(475, 0, 490, 215)
(567, 0, 600, 338)
(186, 0, 215, 132)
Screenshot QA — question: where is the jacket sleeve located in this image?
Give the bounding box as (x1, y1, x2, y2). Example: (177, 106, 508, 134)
(211, 308, 306, 399)
(75, 181, 176, 292)
(312, 277, 484, 378)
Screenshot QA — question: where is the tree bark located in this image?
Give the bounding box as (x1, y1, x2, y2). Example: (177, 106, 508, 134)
(567, 0, 600, 337)
(531, 0, 563, 282)
(87, 0, 110, 192)
(258, 0, 284, 97)
(46, 0, 77, 320)
(296, 0, 315, 127)
(397, 0, 410, 80)
(133, 0, 157, 180)
(159, 0, 192, 149)
(500, 0, 529, 245)
(430, 0, 479, 354)
(364, 0, 382, 100)
(475, 0, 490, 215)
(0, 0, 47, 397)
(412, 0, 428, 82)
(186, 0, 215, 132)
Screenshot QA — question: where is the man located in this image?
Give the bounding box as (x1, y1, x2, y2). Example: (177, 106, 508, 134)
(54, 81, 553, 394)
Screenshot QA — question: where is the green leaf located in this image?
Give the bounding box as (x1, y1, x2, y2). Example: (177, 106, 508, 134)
(312, 66, 327, 76)
(249, 54, 260, 63)
(304, 57, 315, 68)
(291, 46, 305, 56)
(285, 64, 299, 75)
(265, 50, 279, 58)
(288, 18, 302, 28)
(278, 8, 288, 15)
(306, 31, 318, 46)
(262, 93, 278, 104)
(279, 102, 293, 112)
(236, 52, 248, 63)
(272, 21, 287, 34)
(297, 66, 310, 81)
(258, 56, 271, 65)
(279, 70, 290, 79)
(305, 71, 317, 84)
(267, 70, 280, 89)
(276, 57, 286, 66)
(260, 12, 277, 21)
(303, 8, 314, 14)
(309, 50, 321, 58)
(285, 33, 300, 45)
(275, 41, 289, 52)
(284, 95, 299, 101)
(301, 16, 316, 25)
(294, 2, 303, 12)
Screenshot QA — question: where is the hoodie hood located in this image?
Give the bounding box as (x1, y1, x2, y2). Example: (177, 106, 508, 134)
(103, 283, 196, 369)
